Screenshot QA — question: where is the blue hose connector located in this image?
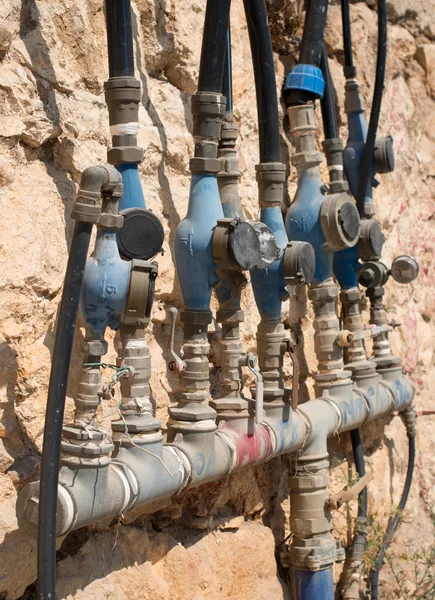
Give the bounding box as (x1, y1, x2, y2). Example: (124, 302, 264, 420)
(284, 65, 325, 99)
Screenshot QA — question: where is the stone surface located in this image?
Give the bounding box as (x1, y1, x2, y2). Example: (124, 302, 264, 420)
(0, 0, 433, 599)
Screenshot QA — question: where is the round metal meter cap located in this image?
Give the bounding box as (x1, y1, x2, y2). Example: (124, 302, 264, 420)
(338, 201, 360, 242)
(358, 219, 385, 260)
(374, 136, 395, 174)
(227, 219, 262, 270)
(117, 208, 164, 260)
(283, 241, 316, 285)
(391, 255, 419, 284)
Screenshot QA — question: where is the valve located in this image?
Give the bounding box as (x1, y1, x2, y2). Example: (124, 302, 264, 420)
(358, 260, 389, 288)
(336, 324, 391, 347)
(246, 352, 264, 423)
(167, 307, 186, 374)
(390, 255, 419, 284)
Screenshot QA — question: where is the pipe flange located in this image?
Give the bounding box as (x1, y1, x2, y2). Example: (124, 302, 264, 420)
(320, 193, 360, 250)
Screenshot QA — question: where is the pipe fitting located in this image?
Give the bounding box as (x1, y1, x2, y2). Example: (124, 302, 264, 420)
(105, 77, 143, 164)
(191, 92, 226, 140)
(71, 165, 123, 224)
(256, 162, 286, 207)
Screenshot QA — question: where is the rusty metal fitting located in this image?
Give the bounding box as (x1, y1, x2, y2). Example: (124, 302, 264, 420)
(309, 282, 344, 374)
(191, 92, 226, 140)
(216, 308, 244, 324)
(256, 320, 288, 402)
(74, 366, 102, 424)
(180, 309, 213, 326)
(255, 162, 286, 207)
(99, 212, 124, 229)
(288, 458, 336, 571)
(80, 339, 108, 357)
(344, 78, 364, 114)
(71, 165, 123, 223)
(322, 137, 349, 193)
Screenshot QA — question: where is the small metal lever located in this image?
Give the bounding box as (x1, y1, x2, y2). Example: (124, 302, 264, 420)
(246, 352, 263, 424)
(328, 473, 373, 510)
(287, 340, 299, 410)
(337, 324, 391, 347)
(167, 307, 186, 374)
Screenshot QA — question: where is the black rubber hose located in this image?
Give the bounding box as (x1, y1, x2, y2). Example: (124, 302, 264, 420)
(197, 0, 232, 93)
(355, 0, 387, 216)
(105, 0, 134, 78)
(320, 44, 338, 140)
(222, 28, 233, 115)
(351, 428, 368, 517)
(285, 0, 329, 106)
(341, 0, 354, 71)
(370, 435, 415, 599)
(243, 0, 281, 163)
(37, 221, 93, 599)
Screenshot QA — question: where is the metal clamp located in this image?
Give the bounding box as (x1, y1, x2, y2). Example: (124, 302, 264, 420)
(167, 307, 186, 374)
(246, 352, 263, 424)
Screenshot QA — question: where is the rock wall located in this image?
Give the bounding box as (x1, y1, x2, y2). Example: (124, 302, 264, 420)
(0, 0, 434, 598)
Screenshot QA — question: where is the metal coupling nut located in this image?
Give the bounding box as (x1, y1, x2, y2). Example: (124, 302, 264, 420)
(99, 212, 124, 229)
(80, 339, 108, 357)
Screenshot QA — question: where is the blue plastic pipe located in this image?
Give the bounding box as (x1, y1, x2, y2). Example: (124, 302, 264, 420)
(251, 206, 288, 321)
(175, 174, 223, 310)
(293, 568, 335, 600)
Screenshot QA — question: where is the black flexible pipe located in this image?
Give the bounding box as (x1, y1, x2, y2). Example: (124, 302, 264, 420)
(222, 28, 233, 115)
(197, 0, 232, 93)
(243, 0, 281, 163)
(320, 44, 338, 140)
(105, 0, 134, 78)
(370, 435, 415, 599)
(355, 0, 387, 216)
(341, 0, 354, 71)
(299, 0, 329, 67)
(285, 0, 328, 106)
(351, 428, 368, 517)
(37, 221, 93, 599)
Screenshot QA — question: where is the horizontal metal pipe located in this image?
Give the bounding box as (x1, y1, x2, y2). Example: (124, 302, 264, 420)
(17, 368, 414, 534)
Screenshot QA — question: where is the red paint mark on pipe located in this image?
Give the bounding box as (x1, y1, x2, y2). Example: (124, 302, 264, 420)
(220, 421, 273, 469)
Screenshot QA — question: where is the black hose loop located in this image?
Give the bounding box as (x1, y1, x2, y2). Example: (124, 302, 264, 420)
(243, 0, 281, 163)
(197, 0, 232, 93)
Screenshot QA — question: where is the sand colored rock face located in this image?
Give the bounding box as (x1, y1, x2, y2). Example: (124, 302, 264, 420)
(0, 0, 434, 598)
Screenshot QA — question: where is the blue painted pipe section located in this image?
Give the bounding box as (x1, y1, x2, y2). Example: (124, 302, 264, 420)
(251, 206, 288, 321)
(175, 174, 223, 310)
(333, 245, 360, 289)
(334, 103, 371, 289)
(80, 229, 131, 340)
(286, 170, 332, 285)
(293, 568, 335, 600)
(116, 164, 146, 210)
